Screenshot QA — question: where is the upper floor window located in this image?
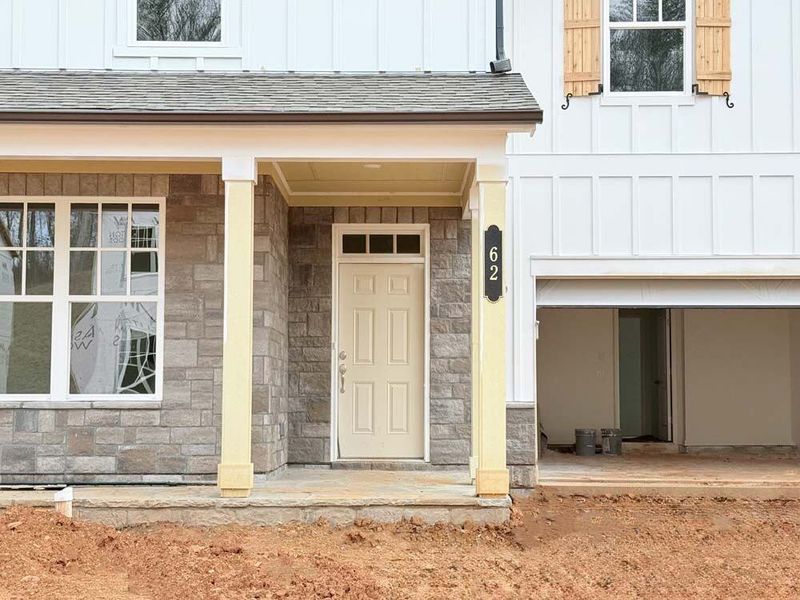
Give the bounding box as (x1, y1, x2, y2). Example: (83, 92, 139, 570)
(605, 0, 690, 94)
(136, 0, 222, 43)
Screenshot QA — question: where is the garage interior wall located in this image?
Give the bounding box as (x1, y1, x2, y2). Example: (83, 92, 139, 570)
(683, 309, 794, 447)
(536, 309, 616, 445)
(537, 308, 800, 449)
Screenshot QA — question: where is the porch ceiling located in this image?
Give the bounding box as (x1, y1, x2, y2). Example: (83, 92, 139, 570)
(266, 160, 474, 207)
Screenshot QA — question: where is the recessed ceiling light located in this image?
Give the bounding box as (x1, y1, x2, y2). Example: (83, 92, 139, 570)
(363, 163, 382, 169)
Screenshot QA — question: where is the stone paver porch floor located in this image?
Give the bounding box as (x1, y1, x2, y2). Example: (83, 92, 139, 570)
(0, 468, 511, 527)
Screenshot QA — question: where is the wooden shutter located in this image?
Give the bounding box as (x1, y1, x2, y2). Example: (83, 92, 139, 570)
(564, 0, 601, 96)
(695, 0, 732, 95)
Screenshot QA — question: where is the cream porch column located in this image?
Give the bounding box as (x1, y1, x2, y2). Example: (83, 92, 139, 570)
(217, 157, 257, 498)
(473, 165, 510, 497)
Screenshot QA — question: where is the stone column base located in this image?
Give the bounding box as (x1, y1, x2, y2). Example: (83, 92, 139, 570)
(510, 465, 537, 488)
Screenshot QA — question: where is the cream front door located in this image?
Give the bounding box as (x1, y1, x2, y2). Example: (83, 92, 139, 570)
(337, 263, 425, 459)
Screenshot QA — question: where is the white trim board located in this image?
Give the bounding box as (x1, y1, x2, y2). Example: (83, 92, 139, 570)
(531, 257, 800, 279)
(329, 223, 431, 463)
(536, 279, 800, 308)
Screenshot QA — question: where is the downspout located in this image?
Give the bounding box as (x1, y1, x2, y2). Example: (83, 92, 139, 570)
(489, 0, 512, 73)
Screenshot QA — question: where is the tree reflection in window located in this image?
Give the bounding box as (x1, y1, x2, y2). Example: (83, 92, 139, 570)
(608, 0, 686, 93)
(610, 29, 684, 92)
(137, 0, 221, 42)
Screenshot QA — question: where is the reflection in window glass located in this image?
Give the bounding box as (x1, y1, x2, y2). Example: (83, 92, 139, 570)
(609, 0, 633, 21)
(71, 204, 98, 248)
(0, 204, 23, 247)
(396, 235, 421, 254)
(130, 252, 159, 295)
(369, 234, 393, 254)
(137, 0, 222, 42)
(0, 302, 52, 393)
(131, 205, 160, 248)
(636, 0, 658, 21)
(25, 251, 54, 295)
(69, 251, 97, 295)
(102, 204, 128, 248)
(101, 252, 127, 295)
(342, 234, 367, 254)
(70, 302, 157, 394)
(662, 0, 685, 21)
(27, 204, 55, 248)
(610, 29, 684, 92)
(0, 250, 22, 295)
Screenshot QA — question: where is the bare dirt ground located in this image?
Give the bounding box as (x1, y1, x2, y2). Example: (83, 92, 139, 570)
(1, 492, 799, 599)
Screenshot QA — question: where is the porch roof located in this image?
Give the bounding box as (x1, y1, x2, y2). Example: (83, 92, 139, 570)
(0, 70, 542, 125)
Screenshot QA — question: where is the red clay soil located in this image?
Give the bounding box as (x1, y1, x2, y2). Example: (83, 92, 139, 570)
(1, 492, 799, 599)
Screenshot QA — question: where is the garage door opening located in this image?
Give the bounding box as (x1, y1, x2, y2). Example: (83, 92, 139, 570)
(536, 306, 800, 490)
(618, 309, 671, 443)
(536, 307, 800, 452)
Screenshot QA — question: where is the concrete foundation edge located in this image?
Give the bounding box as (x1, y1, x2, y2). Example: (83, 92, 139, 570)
(72, 505, 511, 527)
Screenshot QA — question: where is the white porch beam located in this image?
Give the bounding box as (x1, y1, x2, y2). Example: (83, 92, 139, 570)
(218, 156, 257, 498)
(0, 123, 510, 164)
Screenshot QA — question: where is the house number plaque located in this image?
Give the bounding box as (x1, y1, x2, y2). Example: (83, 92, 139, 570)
(484, 225, 503, 302)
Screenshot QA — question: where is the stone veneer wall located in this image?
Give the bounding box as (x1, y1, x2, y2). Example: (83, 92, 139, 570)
(287, 205, 537, 483)
(0, 173, 289, 484)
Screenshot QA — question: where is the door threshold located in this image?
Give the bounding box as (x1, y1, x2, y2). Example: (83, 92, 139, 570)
(621, 442, 681, 455)
(334, 459, 427, 464)
(331, 459, 436, 471)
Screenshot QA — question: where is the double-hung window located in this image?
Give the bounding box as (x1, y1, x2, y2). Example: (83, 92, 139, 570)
(605, 0, 691, 94)
(0, 199, 165, 402)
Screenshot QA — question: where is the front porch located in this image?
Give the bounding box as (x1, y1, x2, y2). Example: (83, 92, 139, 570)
(1, 468, 510, 526)
(0, 160, 512, 495)
(0, 70, 545, 504)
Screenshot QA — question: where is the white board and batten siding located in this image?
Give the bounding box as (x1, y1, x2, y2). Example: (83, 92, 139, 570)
(0, 0, 496, 72)
(505, 0, 800, 403)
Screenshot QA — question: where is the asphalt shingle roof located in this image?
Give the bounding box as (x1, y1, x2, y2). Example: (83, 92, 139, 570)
(0, 71, 541, 123)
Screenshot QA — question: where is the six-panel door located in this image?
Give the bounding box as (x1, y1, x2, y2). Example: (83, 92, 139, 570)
(337, 263, 424, 459)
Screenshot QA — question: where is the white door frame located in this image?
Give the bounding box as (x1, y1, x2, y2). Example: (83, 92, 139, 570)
(330, 223, 431, 463)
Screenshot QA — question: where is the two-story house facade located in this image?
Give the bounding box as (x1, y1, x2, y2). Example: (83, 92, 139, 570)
(0, 0, 798, 499)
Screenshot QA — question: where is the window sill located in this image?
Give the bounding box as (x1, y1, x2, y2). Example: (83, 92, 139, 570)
(600, 94, 697, 107)
(113, 45, 243, 59)
(507, 402, 535, 409)
(0, 399, 162, 410)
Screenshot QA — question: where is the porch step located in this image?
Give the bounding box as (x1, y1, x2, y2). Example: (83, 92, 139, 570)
(0, 470, 511, 527)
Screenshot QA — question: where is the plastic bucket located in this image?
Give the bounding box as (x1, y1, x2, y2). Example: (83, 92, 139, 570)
(574, 428, 597, 456)
(601, 428, 623, 455)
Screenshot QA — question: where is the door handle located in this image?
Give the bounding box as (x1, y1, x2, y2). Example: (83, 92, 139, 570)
(339, 363, 347, 394)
